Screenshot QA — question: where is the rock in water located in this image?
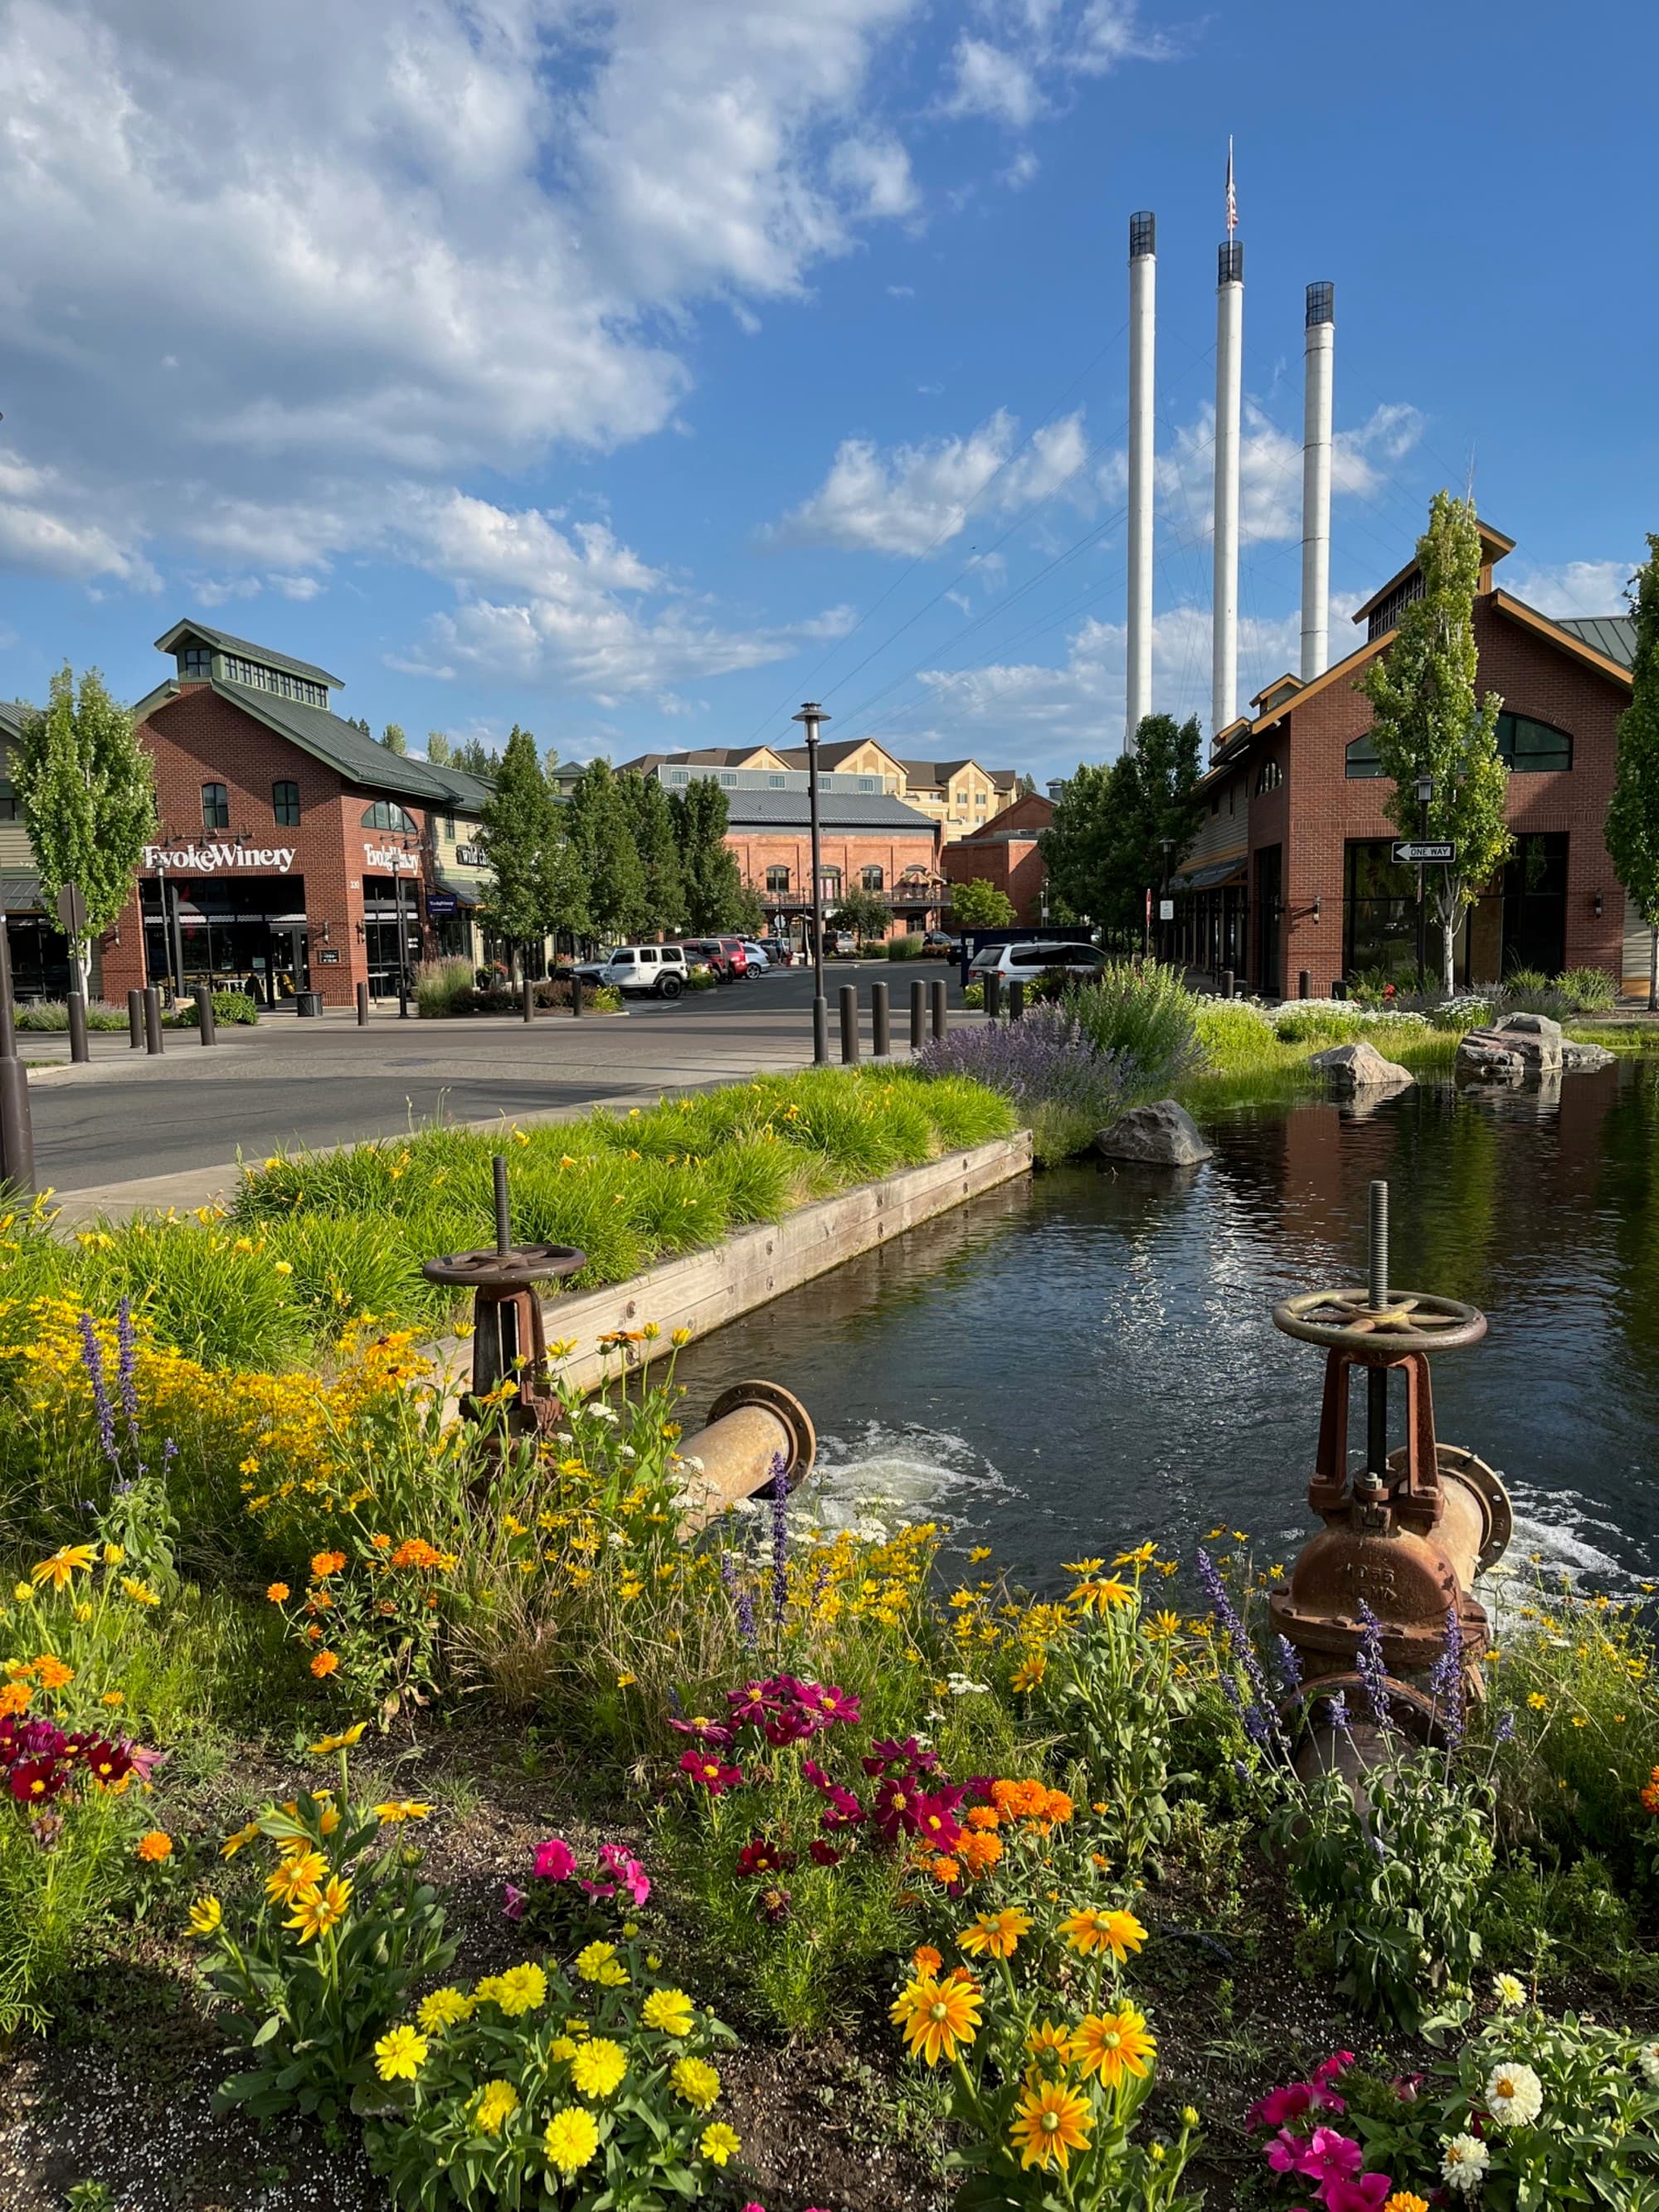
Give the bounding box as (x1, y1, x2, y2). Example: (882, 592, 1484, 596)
(1457, 1029, 1525, 1081)
(1488, 1010, 1564, 1072)
(1561, 1038, 1618, 1071)
(1307, 1039, 1415, 1095)
(1095, 1099, 1213, 1166)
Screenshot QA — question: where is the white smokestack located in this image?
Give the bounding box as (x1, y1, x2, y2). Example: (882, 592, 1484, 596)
(1125, 211, 1155, 755)
(1300, 280, 1335, 680)
(1212, 235, 1243, 734)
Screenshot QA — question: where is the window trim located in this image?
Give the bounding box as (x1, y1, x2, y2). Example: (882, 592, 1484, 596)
(1345, 733, 1386, 780)
(1496, 712, 1573, 773)
(360, 798, 418, 833)
(272, 778, 301, 828)
(201, 780, 231, 830)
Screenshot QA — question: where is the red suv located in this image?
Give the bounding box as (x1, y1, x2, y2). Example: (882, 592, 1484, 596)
(679, 937, 748, 981)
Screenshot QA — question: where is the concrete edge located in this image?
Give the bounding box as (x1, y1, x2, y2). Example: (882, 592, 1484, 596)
(422, 1127, 1034, 1397)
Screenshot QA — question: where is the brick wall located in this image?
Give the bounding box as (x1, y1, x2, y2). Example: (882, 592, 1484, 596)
(730, 824, 941, 931)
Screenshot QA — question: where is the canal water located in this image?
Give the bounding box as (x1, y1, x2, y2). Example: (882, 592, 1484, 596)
(671, 1060, 1659, 1597)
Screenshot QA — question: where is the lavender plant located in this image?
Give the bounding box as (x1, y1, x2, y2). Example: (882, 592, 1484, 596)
(913, 1004, 1136, 1160)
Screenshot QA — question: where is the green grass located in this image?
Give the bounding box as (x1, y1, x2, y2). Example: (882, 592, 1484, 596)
(0, 1070, 1015, 1370)
(1179, 1004, 1457, 1117)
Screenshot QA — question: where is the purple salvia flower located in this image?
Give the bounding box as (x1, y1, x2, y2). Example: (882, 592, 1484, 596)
(720, 1548, 757, 1650)
(1322, 1689, 1350, 1731)
(1355, 1602, 1392, 1731)
(77, 1313, 118, 1469)
(1493, 1705, 1515, 1745)
(809, 1555, 830, 1614)
(1276, 1635, 1303, 1694)
(1427, 1606, 1465, 1747)
(769, 1455, 790, 1626)
(1197, 1547, 1280, 1748)
(115, 1296, 139, 1440)
(912, 1004, 1135, 1125)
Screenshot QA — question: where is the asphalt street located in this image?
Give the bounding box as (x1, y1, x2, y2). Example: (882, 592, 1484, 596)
(23, 961, 959, 1205)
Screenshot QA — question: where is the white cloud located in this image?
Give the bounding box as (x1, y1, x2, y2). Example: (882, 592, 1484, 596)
(943, 36, 1044, 127)
(1000, 148, 1040, 190)
(1156, 400, 1425, 547)
(939, 2, 1169, 127)
(1504, 558, 1632, 619)
(887, 283, 916, 298)
(766, 406, 1091, 556)
(829, 134, 920, 220)
(0, 448, 155, 586)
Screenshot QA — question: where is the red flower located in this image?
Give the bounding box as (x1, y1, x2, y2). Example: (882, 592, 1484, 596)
(862, 1735, 939, 1777)
(735, 1835, 797, 1880)
(9, 1757, 68, 1803)
(727, 1683, 778, 1727)
(679, 1749, 742, 1795)
(873, 1775, 923, 1840)
(1248, 2082, 1315, 2131)
(669, 1714, 734, 1748)
(1323, 2178, 1394, 2212)
(761, 1706, 815, 1748)
(820, 1786, 865, 1830)
(796, 1682, 862, 1726)
(809, 1839, 841, 1865)
(912, 1790, 963, 1852)
(757, 1885, 791, 1923)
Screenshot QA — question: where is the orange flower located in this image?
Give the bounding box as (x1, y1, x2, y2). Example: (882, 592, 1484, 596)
(0, 1681, 34, 1718)
(927, 1855, 961, 1886)
(1043, 1788, 1074, 1824)
(391, 1538, 444, 1571)
(266, 1582, 290, 1604)
(912, 1945, 942, 1976)
(32, 1655, 74, 1690)
(136, 1830, 173, 1864)
(966, 1806, 1000, 1832)
(957, 1830, 1004, 1878)
(310, 1551, 348, 1579)
(369, 1534, 392, 1549)
(310, 1650, 340, 1678)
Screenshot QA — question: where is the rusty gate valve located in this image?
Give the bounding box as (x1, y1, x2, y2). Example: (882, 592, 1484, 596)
(422, 1153, 586, 1441)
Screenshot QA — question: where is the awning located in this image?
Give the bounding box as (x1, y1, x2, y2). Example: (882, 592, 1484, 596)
(0, 873, 44, 913)
(433, 872, 484, 909)
(1171, 859, 1247, 892)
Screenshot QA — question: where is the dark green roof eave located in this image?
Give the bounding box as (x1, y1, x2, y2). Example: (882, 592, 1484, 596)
(154, 619, 344, 689)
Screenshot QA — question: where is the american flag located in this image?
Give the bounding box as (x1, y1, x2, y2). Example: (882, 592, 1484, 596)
(1225, 137, 1237, 235)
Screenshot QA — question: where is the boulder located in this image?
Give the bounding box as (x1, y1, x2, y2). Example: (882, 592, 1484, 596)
(1456, 1029, 1525, 1082)
(1562, 1038, 1618, 1072)
(1489, 1009, 1564, 1072)
(1095, 1097, 1213, 1167)
(1307, 1039, 1415, 1096)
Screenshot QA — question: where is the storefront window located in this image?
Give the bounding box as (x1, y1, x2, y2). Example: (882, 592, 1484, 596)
(361, 799, 418, 832)
(272, 780, 301, 827)
(202, 781, 230, 829)
(1343, 839, 1472, 982)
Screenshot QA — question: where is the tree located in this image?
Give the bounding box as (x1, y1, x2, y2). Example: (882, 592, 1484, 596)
(1359, 491, 1511, 993)
(827, 886, 893, 941)
(382, 723, 407, 755)
(566, 760, 648, 945)
(1016, 772, 1038, 799)
(1607, 534, 1659, 1009)
(13, 665, 155, 994)
(671, 777, 748, 932)
(477, 725, 584, 971)
(426, 731, 453, 766)
(451, 737, 502, 778)
(1037, 713, 1202, 943)
(618, 771, 687, 937)
(948, 878, 1018, 931)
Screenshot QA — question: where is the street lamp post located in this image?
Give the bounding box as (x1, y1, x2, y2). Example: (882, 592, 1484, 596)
(794, 701, 830, 1063)
(1413, 772, 1433, 994)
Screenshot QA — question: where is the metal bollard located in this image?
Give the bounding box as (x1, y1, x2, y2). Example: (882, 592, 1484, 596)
(1008, 979, 1025, 1022)
(128, 989, 144, 1050)
(930, 976, 946, 1040)
(985, 970, 1003, 1020)
(0, 928, 36, 1193)
(192, 982, 216, 1046)
(143, 985, 164, 1055)
(839, 984, 860, 1065)
(522, 978, 534, 1025)
(397, 971, 410, 1020)
(66, 992, 90, 1063)
(356, 981, 370, 1025)
(571, 974, 583, 1018)
(812, 994, 829, 1065)
(910, 977, 926, 1050)
(1220, 969, 1234, 999)
(871, 980, 890, 1058)
(1298, 970, 1311, 1000)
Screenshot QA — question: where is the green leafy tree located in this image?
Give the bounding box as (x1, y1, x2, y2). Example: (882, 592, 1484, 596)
(671, 777, 748, 932)
(13, 665, 156, 994)
(346, 716, 372, 736)
(381, 723, 407, 755)
(425, 731, 453, 766)
(618, 771, 687, 937)
(1359, 491, 1512, 992)
(1038, 713, 1202, 944)
(826, 886, 893, 941)
(451, 737, 501, 779)
(567, 759, 648, 944)
(948, 878, 1018, 930)
(1606, 535, 1659, 1009)
(477, 726, 584, 972)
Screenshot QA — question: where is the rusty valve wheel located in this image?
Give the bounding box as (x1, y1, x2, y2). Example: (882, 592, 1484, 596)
(1272, 1286, 1487, 1354)
(421, 1243, 586, 1290)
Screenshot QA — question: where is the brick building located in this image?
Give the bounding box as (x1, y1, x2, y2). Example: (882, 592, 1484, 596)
(941, 792, 1055, 922)
(622, 739, 1019, 843)
(100, 621, 492, 1009)
(1166, 525, 1642, 997)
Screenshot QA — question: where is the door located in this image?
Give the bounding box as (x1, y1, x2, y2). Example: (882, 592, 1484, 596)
(1501, 833, 1568, 978)
(1254, 845, 1282, 996)
(269, 924, 310, 1004)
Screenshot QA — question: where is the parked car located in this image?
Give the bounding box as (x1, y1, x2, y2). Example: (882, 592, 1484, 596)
(967, 940, 1106, 982)
(677, 936, 748, 981)
(757, 936, 793, 967)
(575, 945, 690, 998)
(739, 941, 771, 974)
(921, 930, 959, 958)
(829, 931, 858, 955)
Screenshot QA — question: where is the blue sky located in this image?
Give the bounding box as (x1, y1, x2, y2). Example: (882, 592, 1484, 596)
(0, 0, 1652, 784)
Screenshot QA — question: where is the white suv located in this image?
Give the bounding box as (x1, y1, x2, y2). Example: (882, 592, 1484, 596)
(967, 940, 1105, 981)
(586, 945, 689, 999)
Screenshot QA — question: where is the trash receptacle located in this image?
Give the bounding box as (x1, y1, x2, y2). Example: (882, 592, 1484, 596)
(295, 991, 325, 1018)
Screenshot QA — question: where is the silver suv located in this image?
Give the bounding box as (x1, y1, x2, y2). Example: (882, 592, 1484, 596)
(584, 945, 689, 999)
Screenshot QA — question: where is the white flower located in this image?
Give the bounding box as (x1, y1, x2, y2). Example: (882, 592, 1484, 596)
(946, 1674, 990, 1695)
(1485, 2060, 1543, 2128)
(1638, 2041, 1659, 2088)
(680, 1456, 704, 1474)
(586, 1405, 618, 1425)
(555, 1431, 575, 1445)
(618, 1445, 636, 1460)
(1440, 2134, 1491, 2191)
(1492, 1971, 1526, 2009)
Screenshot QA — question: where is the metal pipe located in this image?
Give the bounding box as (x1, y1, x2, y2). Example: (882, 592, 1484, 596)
(1213, 236, 1244, 735)
(1365, 1179, 1389, 1488)
(910, 976, 926, 1050)
(1126, 211, 1156, 751)
(985, 970, 1002, 1021)
(356, 980, 369, 1026)
(871, 980, 890, 1058)
(1009, 979, 1025, 1022)
(522, 977, 534, 1024)
(795, 702, 830, 1043)
(677, 1379, 815, 1531)
(1300, 281, 1335, 680)
(839, 984, 859, 1064)
(143, 985, 164, 1055)
(571, 973, 583, 1018)
(67, 992, 90, 1063)
(493, 1153, 511, 1256)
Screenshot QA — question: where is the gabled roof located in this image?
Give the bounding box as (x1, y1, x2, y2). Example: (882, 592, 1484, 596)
(1491, 593, 1635, 687)
(139, 678, 491, 809)
(721, 790, 937, 832)
(1350, 520, 1516, 628)
(773, 739, 902, 774)
(154, 619, 344, 690)
(618, 746, 783, 772)
(0, 700, 34, 742)
(1554, 614, 1636, 668)
(1251, 672, 1303, 709)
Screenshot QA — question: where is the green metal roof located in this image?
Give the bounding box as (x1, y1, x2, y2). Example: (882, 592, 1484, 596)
(1555, 615, 1636, 668)
(0, 701, 34, 742)
(154, 619, 345, 690)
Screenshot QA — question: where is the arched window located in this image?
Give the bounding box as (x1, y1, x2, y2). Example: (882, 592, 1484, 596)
(819, 864, 842, 895)
(861, 864, 884, 892)
(1254, 759, 1283, 795)
(766, 864, 790, 893)
(361, 799, 418, 832)
(201, 780, 230, 829)
(1496, 712, 1572, 772)
(1345, 733, 1384, 779)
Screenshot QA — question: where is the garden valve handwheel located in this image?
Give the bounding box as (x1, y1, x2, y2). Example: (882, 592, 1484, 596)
(1272, 1286, 1487, 1356)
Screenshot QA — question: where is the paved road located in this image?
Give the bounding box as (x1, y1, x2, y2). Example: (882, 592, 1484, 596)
(23, 962, 957, 1207)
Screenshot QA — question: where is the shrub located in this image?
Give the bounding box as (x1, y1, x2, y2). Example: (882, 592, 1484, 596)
(414, 958, 476, 1018)
(1063, 962, 1201, 1094)
(962, 980, 985, 1009)
(887, 933, 927, 960)
(912, 1005, 1133, 1161)
(1561, 964, 1617, 1011)
(1272, 1006, 1370, 1045)
(15, 999, 136, 1033)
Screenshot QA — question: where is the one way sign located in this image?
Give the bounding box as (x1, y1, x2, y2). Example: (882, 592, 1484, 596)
(1393, 839, 1457, 865)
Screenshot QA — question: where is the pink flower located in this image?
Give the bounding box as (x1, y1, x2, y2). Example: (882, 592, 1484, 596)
(533, 1837, 577, 1882)
(502, 1883, 527, 1922)
(679, 1749, 742, 1795)
(1311, 2050, 1354, 2110)
(1248, 2082, 1315, 2130)
(1296, 2127, 1364, 2185)
(1324, 2177, 1394, 2212)
(1267, 2131, 1306, 2176)
(580, 1844, 649, 1905)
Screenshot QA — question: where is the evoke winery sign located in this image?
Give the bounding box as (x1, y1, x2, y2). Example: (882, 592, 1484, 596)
(144, 842, 297, 873)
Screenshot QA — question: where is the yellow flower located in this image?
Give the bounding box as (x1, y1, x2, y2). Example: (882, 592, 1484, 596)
(273, 1261, 294, 1276)
(473, 2079, 520, 2134)
(1010, 1652, 1047, 1693)
(699, 2122, 740, 2168)
(1527, 1692, 1548, 1709)
(221, 1820, 260, 1860)
(671, 2056, 722, 2110)
(32, 1543, 95, 1591)
(187, 1895, 223, 1937)
(1010, 2078, 1093, 2172)
(308, 1723, 367, 1754)
(641, 1987, 696, 2037)
(490, 1962, 547, 2017)
(375, 1800, 432, 1823)
(267, 1850, 329, 1903)
(570, 2037, 627, 2098)
(890, 1972, 982, 2066)
(575, 1940, 618, 1983)
(373, 2025, 428, 2082)
(1058, 1906, 1146, 1961)
(1024, 2019, 1073, 2063)
(542, 2107, 601, 2176)
(285, 1875, 351, 1942)
(1073, 1576, 1134, 1615)
(101, 1543, 125, 1566)
(121, 1578, 161, 1606)
(958, 1908, 1031, 1961)
(1114, 1542, 1157, 1568)
(418, 1987, 475, 2031)
(1070, 2002, 1155, 2087)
